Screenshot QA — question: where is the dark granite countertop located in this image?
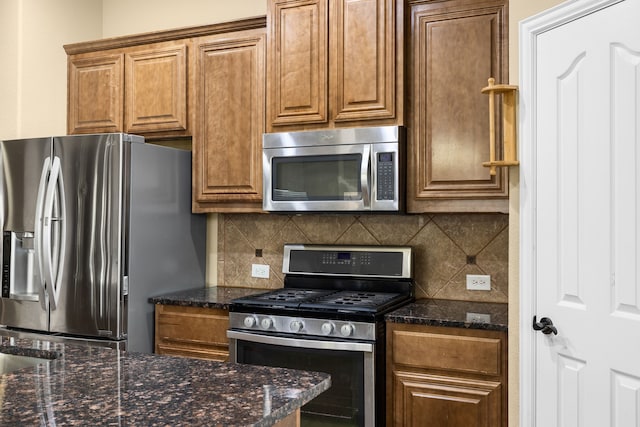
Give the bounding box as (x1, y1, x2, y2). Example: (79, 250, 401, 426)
(385, 299, 508, 332)
(151, 288, 508, 332)
(0, 335, 330, 426)
(149, 286, 266, 309)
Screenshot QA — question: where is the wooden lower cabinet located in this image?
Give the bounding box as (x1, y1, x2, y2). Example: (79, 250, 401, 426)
(154, 305, 229, 362)
(387, 323, 507, 426)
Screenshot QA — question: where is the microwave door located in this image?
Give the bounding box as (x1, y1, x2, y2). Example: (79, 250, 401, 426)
(264, 144, 370, 212)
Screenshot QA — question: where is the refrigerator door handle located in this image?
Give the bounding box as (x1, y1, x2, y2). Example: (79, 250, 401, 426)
(41, 156, 66, 310)
(34, 157, 51, 310)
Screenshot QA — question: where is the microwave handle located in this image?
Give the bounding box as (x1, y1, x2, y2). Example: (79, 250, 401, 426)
(361, 145, 371, 207)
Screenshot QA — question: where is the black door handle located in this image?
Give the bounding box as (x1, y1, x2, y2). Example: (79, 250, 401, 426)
(533, 315, 558, 335)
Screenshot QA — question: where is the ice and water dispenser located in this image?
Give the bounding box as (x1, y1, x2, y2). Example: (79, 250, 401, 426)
(2, 231, 40, 301)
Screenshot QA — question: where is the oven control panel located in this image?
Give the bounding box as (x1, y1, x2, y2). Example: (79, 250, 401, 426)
(229, 312, 376, 341)
(283, 244, 412, 278)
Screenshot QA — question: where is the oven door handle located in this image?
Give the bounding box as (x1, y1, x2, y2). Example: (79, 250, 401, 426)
(227, 330, 374, 353)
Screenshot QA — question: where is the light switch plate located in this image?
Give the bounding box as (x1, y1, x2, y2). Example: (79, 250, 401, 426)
(251, 264, 270, 279)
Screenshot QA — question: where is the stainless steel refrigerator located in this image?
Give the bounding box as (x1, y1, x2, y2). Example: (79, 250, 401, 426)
(0, 133, 206, 353)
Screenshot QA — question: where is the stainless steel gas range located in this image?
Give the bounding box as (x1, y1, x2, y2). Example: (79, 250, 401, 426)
(227, 244, 414, 427)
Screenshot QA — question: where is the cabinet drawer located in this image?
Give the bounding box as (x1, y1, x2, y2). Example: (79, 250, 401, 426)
(391, 329, 502, 375)
(155, 305, 229, 347)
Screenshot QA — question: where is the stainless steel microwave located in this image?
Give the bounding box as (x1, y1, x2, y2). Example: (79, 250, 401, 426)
(262, 126, 405, 212)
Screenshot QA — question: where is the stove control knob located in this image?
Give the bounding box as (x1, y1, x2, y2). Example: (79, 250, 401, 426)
(340, 323, 354, 337)
(289, 320, 304, 332)
(321, 322, 334, 335)
(243, 316, 258, 328)
(260, 317, 273, 330)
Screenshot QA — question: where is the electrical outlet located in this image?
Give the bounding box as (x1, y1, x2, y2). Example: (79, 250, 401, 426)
(251, 264, 270, 279)
(466, 312, 491, 323)
(466, 274, 491, 291)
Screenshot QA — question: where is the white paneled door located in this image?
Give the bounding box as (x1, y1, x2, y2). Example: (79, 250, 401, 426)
(520, 0, 640, 426)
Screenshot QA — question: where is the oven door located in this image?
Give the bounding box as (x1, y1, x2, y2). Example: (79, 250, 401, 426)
(228, 330, 375, 427)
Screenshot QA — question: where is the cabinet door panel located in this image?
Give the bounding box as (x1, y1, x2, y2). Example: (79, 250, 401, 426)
(68, 53, 123, 134)
(125, 43, 188, 134)
(268, 0, 328, 127)
(193, 30, 265, 212)
(333, 0, 396, 121)
(393, 371, 502, 427)
(407, 0, 508, 213)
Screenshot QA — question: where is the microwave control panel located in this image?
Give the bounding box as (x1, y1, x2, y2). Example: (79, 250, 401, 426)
(376, 152, 395, 200)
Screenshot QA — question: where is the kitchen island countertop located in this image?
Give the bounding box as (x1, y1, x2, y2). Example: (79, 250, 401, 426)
(0, 335, 330, 426)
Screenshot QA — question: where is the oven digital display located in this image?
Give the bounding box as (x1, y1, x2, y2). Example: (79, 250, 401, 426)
(336, 252, 351, 261)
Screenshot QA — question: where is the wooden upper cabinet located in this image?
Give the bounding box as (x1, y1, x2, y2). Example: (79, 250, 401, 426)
(67, 53, 124, 134)
(332, 0, 398, 123)
(67, 40, 189, 138)
(269, 0, 328, 127)
(192, 28, 266, 213)
(407, 0, 509, 213)
(267, 0, 402, 131)
(124, 41, 189, 136)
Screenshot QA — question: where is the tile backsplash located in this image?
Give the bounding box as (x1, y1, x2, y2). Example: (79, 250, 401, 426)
(218, 213, 508, 303)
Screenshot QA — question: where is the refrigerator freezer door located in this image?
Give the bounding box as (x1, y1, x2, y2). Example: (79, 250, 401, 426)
(0, 137, 51, 331)
(49, 134, 128, 338)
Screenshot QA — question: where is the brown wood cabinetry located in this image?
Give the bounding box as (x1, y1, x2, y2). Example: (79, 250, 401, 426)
(65, 18, 267, 213)
(267, 0, 403, 131)
(155, 305, 230, 362)
(387, 323, 507, 426)
(407, 0, 509, 213)
(191, 28, 266, 213)
(67, 40, 190, 138)
(124, 42, 189, 136)
(67, 52, 124, 134)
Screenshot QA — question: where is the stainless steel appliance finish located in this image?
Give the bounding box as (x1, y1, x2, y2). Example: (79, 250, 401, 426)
(262, 126, 405, 212)
(228, 244, 413, 427)
(0, 133, 206, 353)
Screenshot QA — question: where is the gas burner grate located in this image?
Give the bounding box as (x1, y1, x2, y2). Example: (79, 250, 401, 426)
(311, 291, 401, 308)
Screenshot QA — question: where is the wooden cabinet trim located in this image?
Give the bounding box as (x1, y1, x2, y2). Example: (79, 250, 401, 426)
(64, 16, 266, 55)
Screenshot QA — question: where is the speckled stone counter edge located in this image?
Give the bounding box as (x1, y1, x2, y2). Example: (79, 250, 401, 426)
(384, 299, 509, 332)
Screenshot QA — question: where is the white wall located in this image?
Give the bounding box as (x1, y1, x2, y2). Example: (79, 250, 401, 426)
(102, 0, 266, 38)
(0, 1, 21, 139)
(0, 0, 102, 140)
